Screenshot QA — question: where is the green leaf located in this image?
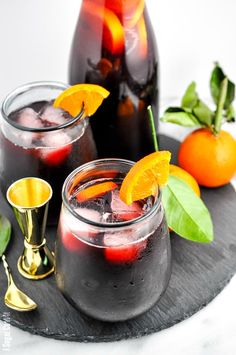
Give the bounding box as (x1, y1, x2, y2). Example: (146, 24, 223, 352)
(225, 80, 235, 109)
(210, 64, 235, 109)
(162, 175, 214, 243)
(161, 108, 201, 127)
(225, 104, 235, 122)
(210, 64, 223, 104)
(0, 215, 11, 257)
(193, 99, 214, 126)
(181, 82, 198, 110)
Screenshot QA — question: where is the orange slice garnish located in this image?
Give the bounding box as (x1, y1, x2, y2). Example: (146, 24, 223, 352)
(76, 182, 118, 202)
(53, 84, 110, 117)
(120, 151, 171, 205)
(69, 170, 118, 196)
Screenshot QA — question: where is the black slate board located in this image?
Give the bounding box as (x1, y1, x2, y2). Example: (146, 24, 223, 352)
(1, 134, 236, 342)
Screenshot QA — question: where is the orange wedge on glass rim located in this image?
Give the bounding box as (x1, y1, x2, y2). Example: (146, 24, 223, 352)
(120, 151, 171, 205)
(53, 84, 110, 117)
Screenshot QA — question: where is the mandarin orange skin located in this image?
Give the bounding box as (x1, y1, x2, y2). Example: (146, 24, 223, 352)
(169, 164, 200, 196)
(178, 128, 236, 187)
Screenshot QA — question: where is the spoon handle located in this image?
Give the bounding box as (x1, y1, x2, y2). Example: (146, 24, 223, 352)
(1, 255, 14, 287)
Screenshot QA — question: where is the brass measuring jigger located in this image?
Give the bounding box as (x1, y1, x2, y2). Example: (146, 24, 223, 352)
(6, 177, 54, 280)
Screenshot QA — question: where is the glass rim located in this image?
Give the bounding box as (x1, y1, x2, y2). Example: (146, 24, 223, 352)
(1, 80, 85, 132)
(62, 158, 162, 229)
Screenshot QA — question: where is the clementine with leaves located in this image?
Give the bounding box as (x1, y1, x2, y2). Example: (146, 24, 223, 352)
(162, 64, 236, 187)
(178, 128, 236, 187)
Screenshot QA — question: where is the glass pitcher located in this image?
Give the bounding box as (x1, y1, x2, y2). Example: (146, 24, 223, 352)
(69, 0, 159, 161)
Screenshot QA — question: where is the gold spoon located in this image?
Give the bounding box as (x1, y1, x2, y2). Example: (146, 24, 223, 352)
(2, 255, 37, 312)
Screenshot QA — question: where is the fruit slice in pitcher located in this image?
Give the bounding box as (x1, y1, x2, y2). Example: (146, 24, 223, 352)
(106, 0, 144, 24)
(81, 0, 125, 55)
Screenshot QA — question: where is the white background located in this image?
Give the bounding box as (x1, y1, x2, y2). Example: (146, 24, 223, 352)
(0, 1, 236, 354)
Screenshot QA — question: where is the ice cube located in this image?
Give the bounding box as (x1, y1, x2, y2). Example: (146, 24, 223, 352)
(40, 105, 68, 126)
(16, 108, 43, 146)
(60, 222, 83, 252)
(37, 131, 72, 166)
(104, 230, 136, 247)
(61, 207, 100, 244)
(111, 190, 143, 221)
(100, 211, 127, 223)
(104, 230, 147, 263)
(18, 108, 43, 129)
(59, 209, 83, 252)
(38, 144, 72, 166)
(41, 131, 71, 147)
(101, 212, 114, 223)
(19, 132, 34, 146)
(75, 207, 101, 224)
(71, 207, 100, 237)
(77, 195, 109, 218)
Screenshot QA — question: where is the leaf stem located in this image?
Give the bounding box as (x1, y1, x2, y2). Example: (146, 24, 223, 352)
(147, 105, 159, 151)
(214, 77, 228, 134)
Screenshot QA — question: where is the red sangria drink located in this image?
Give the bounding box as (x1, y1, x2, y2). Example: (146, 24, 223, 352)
(55, 159, 171, 322)
(69, 0, 159, 161)
(0, 82, 97, 223)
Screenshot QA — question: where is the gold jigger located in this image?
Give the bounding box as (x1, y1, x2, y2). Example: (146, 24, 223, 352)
(6, 177, 54, 280)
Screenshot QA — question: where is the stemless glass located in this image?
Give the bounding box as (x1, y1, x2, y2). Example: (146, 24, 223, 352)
(0, 81, 97, 223)
(55, 159, 171, 322)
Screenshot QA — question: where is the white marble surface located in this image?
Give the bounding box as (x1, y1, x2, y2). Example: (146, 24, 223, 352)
(1, 0, 236, 353)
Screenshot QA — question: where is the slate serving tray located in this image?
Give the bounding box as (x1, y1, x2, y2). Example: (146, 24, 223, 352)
(0, 134, 236, 342)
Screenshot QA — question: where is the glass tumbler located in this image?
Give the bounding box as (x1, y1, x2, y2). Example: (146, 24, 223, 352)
(0, 81, 97, 223)
(55, 159, 171, 322)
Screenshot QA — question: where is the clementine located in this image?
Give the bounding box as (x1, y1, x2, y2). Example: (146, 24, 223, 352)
(178, 128, 236, 187)
(169, 164, 200, 196)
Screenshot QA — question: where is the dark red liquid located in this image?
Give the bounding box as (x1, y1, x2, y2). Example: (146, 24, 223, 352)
(55, 180, 171, 322)
(69, 0, 159, 161)
(0, 101, 97, 223)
